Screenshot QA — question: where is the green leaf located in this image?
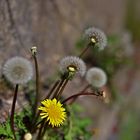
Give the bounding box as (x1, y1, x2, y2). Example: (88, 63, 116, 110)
(0, 119, 14, 139)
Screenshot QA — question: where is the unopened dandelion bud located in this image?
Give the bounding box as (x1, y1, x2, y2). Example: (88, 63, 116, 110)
(31, 46, 37, 56)
(24, 133, 32, 140)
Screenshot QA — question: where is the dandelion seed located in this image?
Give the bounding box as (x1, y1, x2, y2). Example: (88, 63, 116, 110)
(86, 67, 107, 88)
(38, 98, 66, 127)
(84, 27, 107, 50)
(3, 56, 33, 84)
(59, 56, 86, 77)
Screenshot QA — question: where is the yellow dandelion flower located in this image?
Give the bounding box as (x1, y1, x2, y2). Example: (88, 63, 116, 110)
(38, 98, 66, 127)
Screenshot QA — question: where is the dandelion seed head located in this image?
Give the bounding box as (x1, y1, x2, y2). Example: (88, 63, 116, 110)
(84, 27, 107, 50)
(59, 56, 86, 77)
(86, 67, 107, 88)
(3, 56, 33, 84)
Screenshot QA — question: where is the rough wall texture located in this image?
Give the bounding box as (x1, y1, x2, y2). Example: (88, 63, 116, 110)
(0, 0, 126, 79)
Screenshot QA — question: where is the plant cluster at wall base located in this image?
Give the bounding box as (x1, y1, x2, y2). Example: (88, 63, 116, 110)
(0, 27, 109, 140)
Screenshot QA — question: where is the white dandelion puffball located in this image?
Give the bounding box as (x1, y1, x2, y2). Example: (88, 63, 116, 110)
(3, 56, 33, 84)
(86, 67, 107, 88)
(84, 27, 107, 50)
(59, 56, 86, 77)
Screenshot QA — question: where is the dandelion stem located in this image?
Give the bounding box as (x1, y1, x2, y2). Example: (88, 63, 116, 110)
(52, 79, 65, 99)
(79, 43, 94, 58)
(52, 72, 72, 99)
(68, 84, 90, 104)
(45, 80, 60, 99)
(56, 79, 69, 99)
(31, 54, 40, 132)
(62, 91, 103, 104)
(10, 84, 18, 140)
(33, 55, 40, 116)
(30, 119, 44, 133)
(40, 123, 48, 139)
(37, 120, 45, 140)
